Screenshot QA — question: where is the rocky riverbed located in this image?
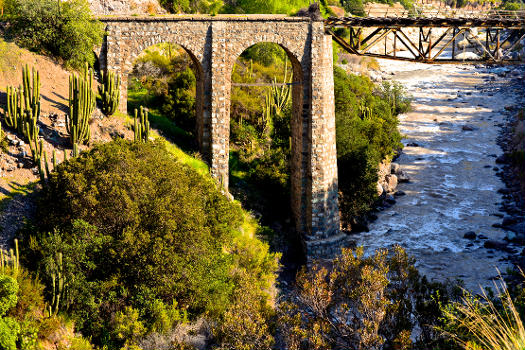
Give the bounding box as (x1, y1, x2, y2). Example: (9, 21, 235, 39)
(354, 60, 525, 292)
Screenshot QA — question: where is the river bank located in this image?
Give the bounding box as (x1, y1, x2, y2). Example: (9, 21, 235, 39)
(353, 60, 525, 292)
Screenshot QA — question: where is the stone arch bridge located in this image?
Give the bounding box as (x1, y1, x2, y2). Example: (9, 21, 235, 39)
(97, 14, 524, 257)
(98, 15, 343, 257)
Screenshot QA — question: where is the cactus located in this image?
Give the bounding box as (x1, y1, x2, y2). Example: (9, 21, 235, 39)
(67, 63, 94, 146)
(261, 61, 291, 136)
(51, 252, 65, 314)
(98, 70, 121, 117)
(3, 66, 40, 141)
(52, 149, 57, 169)
(359, 105, 373, 120)
(72, 143, 79, 157)
(1, 239, 20, 277)
(4, 86, 22, 132)
(133, 106, 150, 142)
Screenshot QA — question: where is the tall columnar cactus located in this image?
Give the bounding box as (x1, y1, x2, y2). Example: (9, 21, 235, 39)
(98, 70, 121, 117)
(22, 64, 40, 128)
(261, 62, 291, 136)
(3, 65, 40, 140)
(5, 86, 22, 132)
(67, 63, 95, 146)
(134, 106, 150, 142)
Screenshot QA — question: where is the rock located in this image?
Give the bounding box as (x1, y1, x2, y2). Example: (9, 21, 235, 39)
(484, 239, 511, 252)
(391, 162, 400, 174)
(463, 231, 477, 239)
(384, 174, 398, 192)
(495, 154, 508, 164)
(397, 171, 410, 183)
(461, 125, 475, 131)
(17, 162, 24, 168)
(478, 234, 488, 240)
(351, 218, 369, 233)
(502, 216, 518, 226)
(385, 195, 396, 205)
(9, 138, 18, 146)
(483, 165, 491, 168)
(455, 52, 480, 60)
(439, 121, 453, 127)
(406, 142, 419, 147)
(376, 182, 384, 197)
(497, 188, 510, 195)
(56, 122, 66, 128)
(394, 190, 406, 197)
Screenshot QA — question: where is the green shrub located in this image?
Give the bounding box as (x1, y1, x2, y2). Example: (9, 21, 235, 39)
(161, 67, 196, 132)
(5, 0, 104, 69)
(25, 139, 279, 348)
(334, 66, 403, 220)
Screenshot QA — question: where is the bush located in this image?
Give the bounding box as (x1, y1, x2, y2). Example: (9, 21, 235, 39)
(279, 245, 462, 350)
(161, 67, 196, 132)
(25, 139, 279, 348)
(5, 0, 104, 69)
(334, 66, 403, 220)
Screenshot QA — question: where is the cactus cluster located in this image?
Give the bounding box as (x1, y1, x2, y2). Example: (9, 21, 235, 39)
(50, 251, 66, 314)
(261, 62, 291, 136)
(3, 65, 40, 141)
(67, 63, 95, 146)
(359, 105, 373, 120)
(134, 106, 150, 142)
(0, 239, 19, 277)
(98, 70, 121, 117)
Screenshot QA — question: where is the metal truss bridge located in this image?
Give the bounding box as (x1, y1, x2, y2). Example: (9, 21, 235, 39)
(325, 11, 525, 63)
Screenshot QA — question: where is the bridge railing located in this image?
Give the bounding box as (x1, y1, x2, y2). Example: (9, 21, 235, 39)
(363, 8, 525, 19)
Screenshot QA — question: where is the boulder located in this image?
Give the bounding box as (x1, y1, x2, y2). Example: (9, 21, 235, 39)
(483, 239, 509, 252)
(463, 231, 477, 239)
(384, 174, 398, 193)
(391, 162, 400, 174)
(397, 171, 410, 183)
(376, 182, 384, 197)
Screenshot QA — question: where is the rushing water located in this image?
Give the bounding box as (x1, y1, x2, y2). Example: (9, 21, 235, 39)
(354, 61, 524, 291)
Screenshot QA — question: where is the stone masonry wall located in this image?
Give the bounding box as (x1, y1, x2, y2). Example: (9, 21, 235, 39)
(98, 15, 342, 258)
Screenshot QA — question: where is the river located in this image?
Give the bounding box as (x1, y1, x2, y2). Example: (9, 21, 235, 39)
(354, 60, 525, 292)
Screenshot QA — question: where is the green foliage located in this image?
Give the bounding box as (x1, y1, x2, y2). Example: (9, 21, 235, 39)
(221, 0, 308, 14)
(334, 66, 404, 221)
(98, 70, 121, 118)
(159, 0, 223, 14)
(0, 275, 18, 315)
(5, 0, 103, 69)
(0, 316, 20, 350)
(67, 63, 94, 146)
(340, 0, 365, 16)
(25, 139, 278, 348)
(161, 68, 196, 132)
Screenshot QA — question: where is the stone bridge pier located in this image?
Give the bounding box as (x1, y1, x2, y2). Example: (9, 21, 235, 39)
(98, 15, 347, 257)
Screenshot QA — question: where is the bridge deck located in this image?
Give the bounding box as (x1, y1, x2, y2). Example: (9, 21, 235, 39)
(325, 16, 525, 29)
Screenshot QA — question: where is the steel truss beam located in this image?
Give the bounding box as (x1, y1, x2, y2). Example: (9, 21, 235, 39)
(326, 19, 525, 63)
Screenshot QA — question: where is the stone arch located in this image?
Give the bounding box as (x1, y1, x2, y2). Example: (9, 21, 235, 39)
(124, 38, 207, 151)
(226, 40, 307, 234)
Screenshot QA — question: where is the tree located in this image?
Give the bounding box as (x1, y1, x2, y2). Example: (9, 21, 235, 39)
(27, 139, 279, 348)
(6, 0, 104, 69)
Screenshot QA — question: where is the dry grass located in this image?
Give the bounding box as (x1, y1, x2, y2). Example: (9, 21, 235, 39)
(445, 270, 525, 350)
